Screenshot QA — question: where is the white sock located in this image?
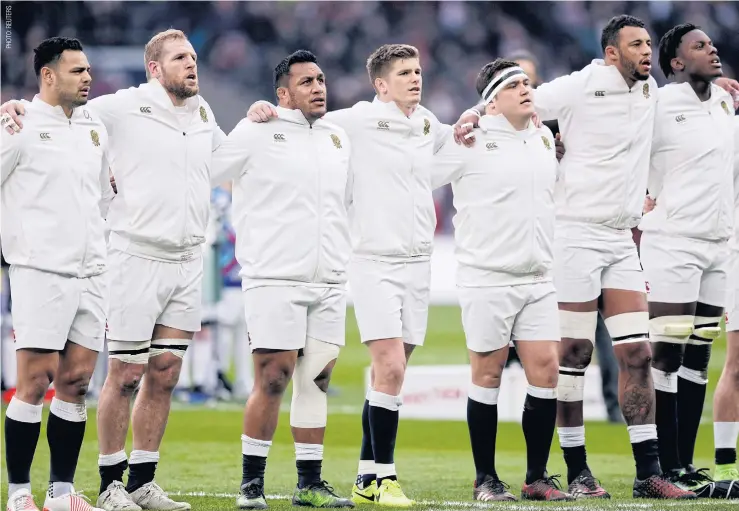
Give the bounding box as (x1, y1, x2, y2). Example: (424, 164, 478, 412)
(295, 443, 323, 461)
(48, 481, 74, 499)
(375, 463, 396, 479)
(628, 424, 657, 444)
(8, 483, 31, 497)
(98, 450, 128, 467)
(557, 426, 585, 448)
(715, 422, 739, 450)
(129, 450, 159, 465)
(357, 459, 376, 475)
(242, 435, 271, 457)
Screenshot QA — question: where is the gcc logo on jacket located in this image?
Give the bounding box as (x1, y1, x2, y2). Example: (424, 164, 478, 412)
(39, 132, 51, 141)
(273, 133, 286, 142)
(139, 106, 152, 114)
(377, 120, 390, 130)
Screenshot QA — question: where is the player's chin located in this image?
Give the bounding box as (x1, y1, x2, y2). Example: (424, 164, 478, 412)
(72, 96, 89, 107)
(309, 103, 327, 117)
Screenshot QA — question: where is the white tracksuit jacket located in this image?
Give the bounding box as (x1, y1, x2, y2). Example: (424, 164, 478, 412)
(75, 80, 226, 261)
(432, 114, 558, 286)
(640, 83, 736, 242)
(1, 95, 114, 277)
(210, 106, 352, 290)
(534, 59, 658, 230)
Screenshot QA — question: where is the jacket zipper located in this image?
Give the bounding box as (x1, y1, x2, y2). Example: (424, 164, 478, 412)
(182, 128, 189, 248)
(311, 125, 322, 282)
(72, 118, 89, 277)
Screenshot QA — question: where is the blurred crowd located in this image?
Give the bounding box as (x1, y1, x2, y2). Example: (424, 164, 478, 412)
(2, 1, 738, 233)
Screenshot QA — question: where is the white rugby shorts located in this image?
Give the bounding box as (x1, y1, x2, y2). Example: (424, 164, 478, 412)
(106, 248, 203, 342)
(459, 282, 560, 353)
(725, 250, 739, 333)
(9, 266, 107, 352)
(243, 285, 346, 351)
(554, 222, 645, 303)
(640, 232, 730, 307)
(348, 258, 431, 346)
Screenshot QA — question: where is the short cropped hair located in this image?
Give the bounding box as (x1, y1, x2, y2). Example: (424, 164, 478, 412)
(366, 44, 419, 86)
(144, 29, 188, 79)
(658, 23, 698, 78)
(273, 50, 319, 92)
(33, 37, 84, 78)
(475, 58, 519, 98)
(600, 15, 646, 53)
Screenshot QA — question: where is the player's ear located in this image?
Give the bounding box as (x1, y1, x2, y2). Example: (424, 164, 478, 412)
(275, 86, 288, 103)
(670, 57, 684, 74)
(603, 44, 619, 62)
(373, 76, 387, 96)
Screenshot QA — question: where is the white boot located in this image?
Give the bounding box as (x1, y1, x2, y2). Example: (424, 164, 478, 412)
(128, 483, 190, 511)
(97, 481, 142, 511)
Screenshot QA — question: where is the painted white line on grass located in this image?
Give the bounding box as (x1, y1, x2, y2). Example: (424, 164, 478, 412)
(173, 491, 723, 508)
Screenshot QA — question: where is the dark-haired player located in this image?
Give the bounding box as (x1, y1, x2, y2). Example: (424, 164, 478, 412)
(210, 50, 355, 510)
(453, 14, 736, 499)
(640, 23, 738, 497)
(432, 58, 572, 502)
(2, 37, 113, 511)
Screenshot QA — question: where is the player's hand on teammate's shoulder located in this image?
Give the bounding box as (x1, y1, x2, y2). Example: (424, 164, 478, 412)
(0, 100, 25, 134)
(453, 107, 482, 147)
(715, 77, 739, 109)
(555, 133, 565, 162)
(246, 101, 278, 123)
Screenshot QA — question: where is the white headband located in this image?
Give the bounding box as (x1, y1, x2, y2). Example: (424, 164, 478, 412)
(480, 66, 529, 104)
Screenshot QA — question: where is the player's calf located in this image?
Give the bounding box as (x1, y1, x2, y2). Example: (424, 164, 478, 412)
(556, 309, 598, 489)
(6, 350, 56, 505)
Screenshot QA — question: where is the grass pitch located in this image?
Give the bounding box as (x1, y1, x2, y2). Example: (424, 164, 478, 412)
(1, 306, 735, 509)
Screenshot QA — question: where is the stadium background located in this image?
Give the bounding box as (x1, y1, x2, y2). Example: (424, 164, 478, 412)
(1, 1, 739, 508)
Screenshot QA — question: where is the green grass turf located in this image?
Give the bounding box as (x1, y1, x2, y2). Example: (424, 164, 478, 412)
(1, 306, 735, 509)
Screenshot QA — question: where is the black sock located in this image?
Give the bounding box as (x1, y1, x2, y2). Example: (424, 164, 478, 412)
(47, 404, 86, 488)
(126, 462, 157, 493)
(5, 403, 42, 486)
(522, 391, 557, 484)
(655, 388, 681, 473)
(467, 397, 498, 484)
(678, 344, 710, 468)
(368, 393, 399, 485)
(242, 454, 267, 487)
(99, 460, 128, 495)
(562, 446, 589, 484)
(297, 459, 322, 488)
(632, 438, 661, 480)
(359, 399, 375, 487)
(716, 448, 737, 466)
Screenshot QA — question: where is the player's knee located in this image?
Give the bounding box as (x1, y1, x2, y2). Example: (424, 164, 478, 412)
(559, 339, 593, 370)
(537, 357, 560, 388)
(149, 365, 181, 394)
(290, 340, 339, 428)
(111, 364, 146, 396)
(261, 363, 293, 397)
(57, 369, 92, 397)
(618, 342, 652, 374)
(375, 358, 406, 389)
(649, 342, 681, 373)
(474, 372, 502, 389)
(20, 369, 54, 403)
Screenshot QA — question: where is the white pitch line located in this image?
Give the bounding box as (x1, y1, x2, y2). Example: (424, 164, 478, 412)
(173, 491, 724, 509)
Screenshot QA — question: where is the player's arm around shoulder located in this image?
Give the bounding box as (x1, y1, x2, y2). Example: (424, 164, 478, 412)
(533, 67, 588, 121)
(210, 117, 265, 186)
(431, 126, 469, 190)
(0, 106, 39, 184)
